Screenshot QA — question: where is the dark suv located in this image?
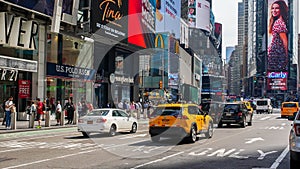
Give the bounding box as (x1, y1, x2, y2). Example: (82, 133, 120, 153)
(218, 102, 253, 128)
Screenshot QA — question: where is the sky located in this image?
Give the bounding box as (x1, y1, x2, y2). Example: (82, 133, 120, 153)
(212, 0, 241, 59)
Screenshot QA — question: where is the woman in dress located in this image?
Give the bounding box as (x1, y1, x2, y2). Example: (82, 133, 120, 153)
(267, 0, 288, 71)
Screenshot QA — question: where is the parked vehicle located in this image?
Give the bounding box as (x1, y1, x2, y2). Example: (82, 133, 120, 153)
(288, 111, 300, 169)
(218, 102, 253, 128)
(149, 103, 213, 143)
(281, 102, 299, 118)
(255, 98, 273, 114)
(77, 108, 138, 137)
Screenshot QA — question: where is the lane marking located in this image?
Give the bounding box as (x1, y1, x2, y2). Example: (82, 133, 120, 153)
(130, 151, 184, 169)
(259, 116, 271, 121)
(270, 146, 289, 169)
(2, 148, 100, 169)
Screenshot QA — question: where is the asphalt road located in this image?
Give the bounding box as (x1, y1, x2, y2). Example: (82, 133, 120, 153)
(0, 109, 293, 169)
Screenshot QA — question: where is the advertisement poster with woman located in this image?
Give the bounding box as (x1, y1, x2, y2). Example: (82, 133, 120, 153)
(267, 0, 289, 90)
(267, 0, 289, 72)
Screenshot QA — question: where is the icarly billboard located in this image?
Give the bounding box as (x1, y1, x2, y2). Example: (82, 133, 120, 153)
(128, 0, 156, 48)
(90, 0, 128, 42)
(267, 0, 289, 72)
(267, 0, 289, 90)
(267, 72, 288, 90)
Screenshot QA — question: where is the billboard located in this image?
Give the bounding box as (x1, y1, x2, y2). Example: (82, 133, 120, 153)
(90, 0, 128, 42)
(5, 0, 74, 16)
(128, 0, 156, 48)
(267, 0, 289, 90)
(188, 0, 210, 33)
(155, 0, 181, 39)
(214, 22, 222, 50)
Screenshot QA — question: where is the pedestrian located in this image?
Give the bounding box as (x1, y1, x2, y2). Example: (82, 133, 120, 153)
(2, 98, 7, 126)
(77, 101, 83, 117)
(81, 100, 88, 116)
(56, 101, 62, 125)
(30, 100, 37, 117)
(64, 98, 75, 124)
(5, 96, 14, 129)
(36, 98, 44, 128)
(118, 101, 123, 109)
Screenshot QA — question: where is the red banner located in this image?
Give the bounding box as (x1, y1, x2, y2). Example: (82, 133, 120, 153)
(267, 78, 287, 90)
(18, 80, 31, 98)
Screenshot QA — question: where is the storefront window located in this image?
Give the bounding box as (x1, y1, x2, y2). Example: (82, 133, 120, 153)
(46, 33, 95, 106)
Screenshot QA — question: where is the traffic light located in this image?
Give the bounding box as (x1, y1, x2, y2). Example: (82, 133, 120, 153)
(253, 76, 257, 83)
(159, 80, 163, 89)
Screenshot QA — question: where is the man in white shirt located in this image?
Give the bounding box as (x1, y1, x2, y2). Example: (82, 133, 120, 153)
(56, 101, 62, 125)
(5, 96, 14, 129)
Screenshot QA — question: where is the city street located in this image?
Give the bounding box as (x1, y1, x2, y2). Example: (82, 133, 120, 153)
(0, 109, 293, 169)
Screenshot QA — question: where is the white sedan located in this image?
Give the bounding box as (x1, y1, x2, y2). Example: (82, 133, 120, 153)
(78, 108, 138, 137)
(289, 111, 300, 169)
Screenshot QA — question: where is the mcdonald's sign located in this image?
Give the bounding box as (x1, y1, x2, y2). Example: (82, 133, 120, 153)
(155, 34, 167, 49)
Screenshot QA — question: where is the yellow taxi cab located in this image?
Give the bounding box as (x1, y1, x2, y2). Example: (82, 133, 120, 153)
(149, 103, 213, 143)
(243, 101, 254, 114)
(281, 102, 299, 118)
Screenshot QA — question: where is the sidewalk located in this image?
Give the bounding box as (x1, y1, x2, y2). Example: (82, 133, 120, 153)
(0, 119, 76, 134)
(0, 118, 149, 134)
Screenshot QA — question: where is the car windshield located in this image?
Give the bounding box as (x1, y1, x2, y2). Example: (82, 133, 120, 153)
(86, 110, 109, 116)
(151, 107, 182, 117)
(224, 104, 239, 111)
(283, 103, 297, 107)
(256, 101, 267, 105)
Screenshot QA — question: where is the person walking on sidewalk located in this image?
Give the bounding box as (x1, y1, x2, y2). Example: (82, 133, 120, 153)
(56, 101, 62, 125)
(4, 96, 14, 129)
(2, 98, 7, 126)
(36, 98, 44, 128)
(64, 98, 75, 124)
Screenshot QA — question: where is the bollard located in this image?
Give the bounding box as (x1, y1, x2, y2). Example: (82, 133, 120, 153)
(137, 109, 140, 119)
(60, 110, 65, 126)
(45, 111, 50, 127)
(29, 112, 35, 128)
(11, 111, 16, 130)
(73, 111, 77, 125)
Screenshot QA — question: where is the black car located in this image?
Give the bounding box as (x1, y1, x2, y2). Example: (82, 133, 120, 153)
(218, 102, 253, 128)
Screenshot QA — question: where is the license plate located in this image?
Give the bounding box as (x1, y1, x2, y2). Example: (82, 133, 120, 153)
(162, 119, 169, 125)
(87, 121, 93, 124)
(226, 113, 232, 116)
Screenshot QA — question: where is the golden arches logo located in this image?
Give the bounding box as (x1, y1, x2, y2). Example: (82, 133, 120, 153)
(155, 34, 164, 49)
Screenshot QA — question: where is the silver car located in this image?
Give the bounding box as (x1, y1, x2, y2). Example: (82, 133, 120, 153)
(78, 108, 138, 137)
(289, 111, 300, 168)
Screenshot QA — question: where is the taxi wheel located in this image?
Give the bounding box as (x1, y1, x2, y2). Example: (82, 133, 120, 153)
(130, 123, 137, 133)
(82, 132, 89, 138)
(205, 122, 213, 138)
(151, 135, 160, 142)
(188, 125, 197, 143)
(109, 125, 116, 136)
